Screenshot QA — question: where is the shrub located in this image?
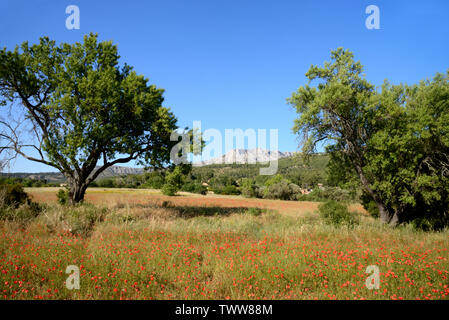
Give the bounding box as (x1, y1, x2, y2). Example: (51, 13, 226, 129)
(181, 181, 207, 195)
(211, 185, 240, 195)
(297, 187, 356, 202)
(161, 166, 184, 196)
(318, 200, 359, 227)
(245, 207, 262, 216)
(0, 202, 41, 223)
(240, 178, 259, 198)
(161, 184, 178, 196)
(264, 174, 285, 188)
(140, 171, 166, 189)
(97, 178, 115, 188)
(57, 189, 69, 205)
(0, 183, 30, 208)
(63, 204, 107, 237)
(263, 180, 301, 200)
(360, 192, 379, 218)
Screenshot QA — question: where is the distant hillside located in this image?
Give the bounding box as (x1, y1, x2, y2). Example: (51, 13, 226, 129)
(1, 150, 329, 188)
(1, 165, 145, 183)
(191, 152, 329, 187)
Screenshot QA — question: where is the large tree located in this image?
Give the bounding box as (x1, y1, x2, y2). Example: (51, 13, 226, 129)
(288, 48, 449, 227)
(0, 33, 178, 204)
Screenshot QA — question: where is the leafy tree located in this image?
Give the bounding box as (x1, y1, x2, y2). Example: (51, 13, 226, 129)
(161, 166, 184, 196)
(142, 171, 166, 189)
(362, 76, 449, 228)
(288, 48, 449, 227)
(0, 34, 178, 204)
(240, 178, 258, 198)
(263, 180, 301, 201)
(263, 174, 286, 187)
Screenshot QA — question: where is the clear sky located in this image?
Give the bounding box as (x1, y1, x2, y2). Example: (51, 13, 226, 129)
(1, 0, 448, 172)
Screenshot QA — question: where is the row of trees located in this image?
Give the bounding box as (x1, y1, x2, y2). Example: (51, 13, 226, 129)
(0, 176, 56, 187)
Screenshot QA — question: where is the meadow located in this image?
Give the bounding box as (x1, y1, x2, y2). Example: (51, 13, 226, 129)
(0, 188, 448, 300)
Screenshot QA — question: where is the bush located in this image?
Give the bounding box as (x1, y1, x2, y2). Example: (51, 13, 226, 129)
(142, 172, 165, 189)
(181, 181, 207, 195)
(263, 180, 301, 200)
(318, 200, 359, 227)
(97, 178, 115, 188)
(0, 202, 41, 223)
(161, 167, 184, 196)
(0, 183, 30, 208)
(297, 187, 356, 202)
(161, 184, 178, 196)
(240, 178, 259, 198)
(57, 189, 69, 205)
(360, 192, 379, 218)
(211, 185, 240, 195)
(63, 204, 107, 237)
(245, 207, 262, 216)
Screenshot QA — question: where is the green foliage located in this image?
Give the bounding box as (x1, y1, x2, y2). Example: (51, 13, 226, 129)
(0, 183, 30, 208)
(240, 178, 258, 198)
(142, 171, 166, 189)
(245, 207, 263, 216)
(360, 192, 379, 218)
(0, 182, 41, 223)
(263, 180, 301, 200)
(289, 48, 449, 228)
(211, 185, 240, 195)
(57, 189, 69, 205)
(297, 187, 357, 202)
(0, 176, 50, 187)
(161, 184, 177, 196)
(161, 166, 184, 196)
(362, 74, 449, 229)
(62, 204, 107, 237)
(318, 200, 358, 227)
(181, 181, 207, 195)
(0, 203, 41, 223)
(263, 174, 286, 188)
(209, 175, 240, 195)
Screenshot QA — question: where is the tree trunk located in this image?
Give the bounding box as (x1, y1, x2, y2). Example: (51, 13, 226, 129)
(354, 164, 399, 226)
(376, 200, 399, 226)
(68, 180, 88, 205)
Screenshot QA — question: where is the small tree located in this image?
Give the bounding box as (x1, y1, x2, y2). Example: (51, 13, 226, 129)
(240, 178, 258, 198)
(0, 34, 178, 204)
(161, 166, 185, 196)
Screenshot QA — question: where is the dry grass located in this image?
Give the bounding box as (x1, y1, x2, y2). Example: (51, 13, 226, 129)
(25, 187, 366, 217)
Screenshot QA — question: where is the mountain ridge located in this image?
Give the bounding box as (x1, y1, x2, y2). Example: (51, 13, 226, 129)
(193, 148, 297, 166)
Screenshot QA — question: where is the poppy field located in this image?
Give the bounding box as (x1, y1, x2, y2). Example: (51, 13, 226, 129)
(1, 188, 448, 300)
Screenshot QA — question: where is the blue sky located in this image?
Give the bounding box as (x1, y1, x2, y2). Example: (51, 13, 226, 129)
(1, 0, 448, 172)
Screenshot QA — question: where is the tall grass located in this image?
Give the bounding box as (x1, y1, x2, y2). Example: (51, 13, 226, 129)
(0, 200, 448, 300)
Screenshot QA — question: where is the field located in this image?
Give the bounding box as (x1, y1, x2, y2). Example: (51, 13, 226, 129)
(0, 187, 448, 300)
